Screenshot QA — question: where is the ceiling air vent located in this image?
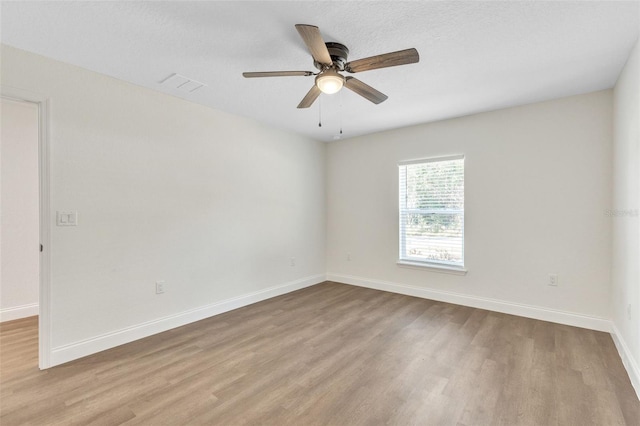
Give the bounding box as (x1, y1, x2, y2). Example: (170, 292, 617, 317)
(159, 73, 207, 93)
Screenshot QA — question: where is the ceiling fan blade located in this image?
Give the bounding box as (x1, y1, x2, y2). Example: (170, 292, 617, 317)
(243, 71, 314, 78)
(297, 85, 322, 109)
(345, 48, 419, 73)
(344, 77, 388, 104)
(295, 24, 332, 65)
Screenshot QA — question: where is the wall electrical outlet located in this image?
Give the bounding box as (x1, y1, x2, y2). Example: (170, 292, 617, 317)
(290, 257, 296, 267)
(548, 274, 558, 286)
(156, 281, 165, 294)
(347, 253, 351, 261)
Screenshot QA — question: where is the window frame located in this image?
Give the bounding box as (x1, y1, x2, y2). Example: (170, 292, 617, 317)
(398, 154, 466, 273)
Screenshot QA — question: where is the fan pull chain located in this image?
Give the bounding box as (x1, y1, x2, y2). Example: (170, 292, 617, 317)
(318, 96, 322, 127)
(339, 91, 343, 135)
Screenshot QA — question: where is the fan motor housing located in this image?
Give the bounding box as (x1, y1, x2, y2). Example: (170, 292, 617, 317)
(314, 42, 349, 70)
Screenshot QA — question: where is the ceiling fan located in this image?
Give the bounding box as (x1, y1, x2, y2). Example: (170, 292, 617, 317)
(243, 24, 419, 108)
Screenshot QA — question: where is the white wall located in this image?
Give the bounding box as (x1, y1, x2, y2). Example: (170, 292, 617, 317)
(612, 38, 640, 394)
(0, 98, 40, 321)
(327, 91, 613, 325)
(0, 41, 627, 370)
(1, 45, 326, 363)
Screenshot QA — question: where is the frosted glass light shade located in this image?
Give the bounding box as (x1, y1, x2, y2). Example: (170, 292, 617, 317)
(315, 69, 344, 94)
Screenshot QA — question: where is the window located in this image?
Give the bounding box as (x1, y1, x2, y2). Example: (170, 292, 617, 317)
(399, 155, 464, 270)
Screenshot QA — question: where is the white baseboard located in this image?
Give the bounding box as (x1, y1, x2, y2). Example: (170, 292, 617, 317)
(44, 272, 640, 402)
(0, 303, 39, 322)
(50, 274, 325, 367)
(610, 323, 640, 400)
(327, 273, 611, 332)
(330, 273, 640, 401)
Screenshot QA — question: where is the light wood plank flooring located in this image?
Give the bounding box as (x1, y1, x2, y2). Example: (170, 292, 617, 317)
(1, 282, 639, 425)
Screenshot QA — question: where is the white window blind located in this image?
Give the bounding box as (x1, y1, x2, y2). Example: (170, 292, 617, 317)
(399, 155, 464, 268)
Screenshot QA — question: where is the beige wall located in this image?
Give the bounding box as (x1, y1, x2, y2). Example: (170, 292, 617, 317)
(1, 39, 633, 375)
(1, 45, 326, 363)
(1, 98, 40, 321)
(327, 91, 613, 322)
(612, 38, 640, 393)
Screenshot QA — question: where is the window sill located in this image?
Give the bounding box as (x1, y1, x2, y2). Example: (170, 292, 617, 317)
(396, 260, 468, 275)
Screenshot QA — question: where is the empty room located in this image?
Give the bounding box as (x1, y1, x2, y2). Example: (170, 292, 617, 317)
(1, 1, 639, 424)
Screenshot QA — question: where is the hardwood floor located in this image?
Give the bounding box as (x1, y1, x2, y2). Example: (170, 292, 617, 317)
(1, 282, 639, 425)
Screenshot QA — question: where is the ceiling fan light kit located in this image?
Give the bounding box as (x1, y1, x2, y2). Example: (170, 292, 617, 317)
(243, 24, 419, 109)
(315, 68, 344, 94)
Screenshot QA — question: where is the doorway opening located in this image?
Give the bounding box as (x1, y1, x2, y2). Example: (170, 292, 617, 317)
(1, 88, 51, 369)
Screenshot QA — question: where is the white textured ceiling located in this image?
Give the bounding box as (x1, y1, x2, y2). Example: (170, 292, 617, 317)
(2, 1, 638, 142)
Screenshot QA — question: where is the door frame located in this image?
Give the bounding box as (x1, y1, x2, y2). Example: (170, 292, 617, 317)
(2, 86, 52, 369)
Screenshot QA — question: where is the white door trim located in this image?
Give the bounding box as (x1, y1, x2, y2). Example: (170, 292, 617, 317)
(2, 86, 52, 369)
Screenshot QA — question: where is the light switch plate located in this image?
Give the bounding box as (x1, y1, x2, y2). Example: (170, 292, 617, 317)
(57, 211, 78, 226)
